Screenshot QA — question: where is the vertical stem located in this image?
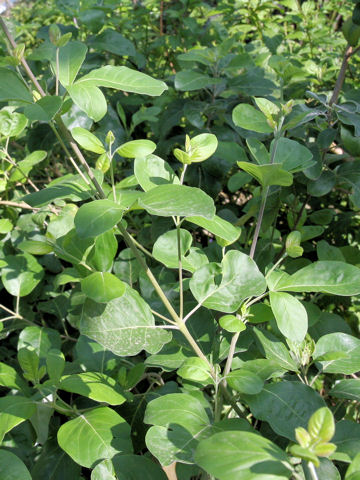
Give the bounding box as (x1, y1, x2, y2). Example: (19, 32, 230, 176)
(329, 44, 353, 106)
(176, 219, 184, 320)
(249, 188, 268, 260)
(55, 47, 59, 96)
(308, 462, 319, 480)
(110, 158, 116, 202)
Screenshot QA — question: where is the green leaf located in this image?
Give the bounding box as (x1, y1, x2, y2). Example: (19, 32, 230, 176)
(134, 154, 180, 191)
(219, 315, 246, 333)
(89, 30, 136, 57)
(177, 357, 212, 383)
(286, 231, 303, 258)
(0, 450, 32, 480)
(244, 381, 325, 441)
(9, 150, 47, 183)
(22, 170, 103, 207)
(74, 199, 124, 238)
(270, 292, 308, 342)
(0, 110, 28, 138)
(246, 138, 270, 164)
(1, 253, 44, 296)
(195, 431, 291, 480)
(92, 455, 168, 480)
(46, 349, 65, 384)
(88, 230, 118, 272)
(18, 239, 53, 255)
(313, 333, 360, 374)
(57, 407, 132, 468)
(226, 369, 264, 394)
(152, 228, 208, 273)
(51, 41, 87, 87)
(0, 67, 33, 104)
(308, 407, 335, 443)
(18, 326, 61, 366)
(232, 104, 273, 133)
(0, 362, 28, 392)
(81, 272, 126, 303)
(139, 184, 215, 219)
(237, 162, 293, 187)
(67, 83, 107, 122)
(31, 440, 81, 479)
(144, 393, 211, 465)
(23, 96, 62, 122)
(72, 127, 105, 153)
(60, 372, 128, 405)
(329, 379, 360, 402)
(252, 328, 298, 372)
(186, 215, 241, 246)
(188, 133, 218, 162)
(275, 261, 360, 296)
(174, 71, 216, 91)
(80, 285, 172, 356)
(113, 248, 143, 286)
(75, 65, 168, 96)
(116, 140, 156, 158)
(271, 138, 315, 172)
(0, 395, 36, 442)
(0, 219, 13, 234)
(190, 250, 266, 313)
(18, 347, 39, 383)
(254, 97, 280, 118)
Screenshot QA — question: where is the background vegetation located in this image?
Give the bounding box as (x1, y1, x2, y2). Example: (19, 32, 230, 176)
(1, 0, 360, 479)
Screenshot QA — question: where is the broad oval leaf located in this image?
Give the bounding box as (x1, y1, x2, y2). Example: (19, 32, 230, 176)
(57, 407, 132, 468)
(0, 362, 28, 392)
(237, 162, 293, 188)
(116, 140, 156, 158)
(51, 41, 87, 87)
(0, 395, 36, 442)
(134, 154, 180, 191)
(75, 65, 168, 96)
(80, 285, 172, 356)
(0, 450, 32, 480)
(74, 199, 124, 238)
(190, 250, 266, 313)
(174, 70, 214, 91)
(232, 104, 273, 133)
(139, 184, 215, 219)
(244, 381, 325, 441)
(313, 333, 360, 374)
(275, 261, 360, 296)
(188, 133, 218, 162)
(59, 372, 128, 405)
(330, 379, 360, 402)
(0, 67, 33, 104)
(195, 431, 291, 480)
(22, 170, 103, 207)
(1, 253, 44, 297)
(67, 83, 107, 122)
(186, 215, 241, 246)
(24, 96, 62, 122)
(270, 292, 308, 342)
(226, 369, 264, 394)
(308, 407, 335, 443)
(92, 455, 168, 480)
(152, 228, 208, 273)
(271, 138, 314, 172)
(72, 127, 105, 154)
(144, 393, 211, 465)
(81, 272, 126, 303)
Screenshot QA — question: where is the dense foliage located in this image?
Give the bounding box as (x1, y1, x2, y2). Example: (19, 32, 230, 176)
(1, 0, 360, 479)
